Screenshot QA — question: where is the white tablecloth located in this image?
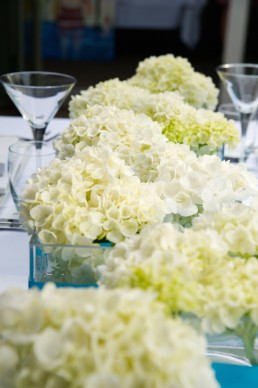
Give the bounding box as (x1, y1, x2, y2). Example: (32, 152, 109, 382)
(0, 115, 69, 140)
(0, 115, 70, 292)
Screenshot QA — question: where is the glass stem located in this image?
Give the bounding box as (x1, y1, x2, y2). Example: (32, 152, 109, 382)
(30, 125, 48, 150)
(30, 125, 47, 143)
(239, 113, 251, 162)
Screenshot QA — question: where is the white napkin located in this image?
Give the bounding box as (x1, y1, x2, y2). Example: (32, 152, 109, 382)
(0, 136, 19, 195)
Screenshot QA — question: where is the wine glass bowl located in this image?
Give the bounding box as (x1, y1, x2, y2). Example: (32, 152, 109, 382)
(8, 140, 56, 211)
(0, 71, 76, 142)
(216, 64, 258, 162)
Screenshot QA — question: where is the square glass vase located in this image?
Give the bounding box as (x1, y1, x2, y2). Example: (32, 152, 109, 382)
(29, 235, 112, 289)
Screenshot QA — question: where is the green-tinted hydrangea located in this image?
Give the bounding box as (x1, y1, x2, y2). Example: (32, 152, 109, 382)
(69, 78, 239, 154)
(128, 54, 219, 110)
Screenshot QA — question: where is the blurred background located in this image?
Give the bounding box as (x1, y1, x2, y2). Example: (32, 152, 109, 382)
(0, 0, 257, 117)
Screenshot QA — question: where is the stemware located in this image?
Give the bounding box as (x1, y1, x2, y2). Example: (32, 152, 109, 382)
(8, 140, 56, 211)
(216, 64, 258, 163)
(0, 71, 76, 143)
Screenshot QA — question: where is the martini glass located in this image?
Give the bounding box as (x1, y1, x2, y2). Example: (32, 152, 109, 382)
(0, 71, 76, 144)
(216, 64, 258, 163)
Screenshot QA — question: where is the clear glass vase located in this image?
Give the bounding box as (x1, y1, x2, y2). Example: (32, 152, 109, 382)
(29, 235, 112, 289)
(182, 313, 258, 366)
(207, 320, 258, 367)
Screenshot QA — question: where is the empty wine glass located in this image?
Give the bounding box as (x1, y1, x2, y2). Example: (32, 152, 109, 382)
(0, 71, 76, 144)
(216, 64, 258, 163)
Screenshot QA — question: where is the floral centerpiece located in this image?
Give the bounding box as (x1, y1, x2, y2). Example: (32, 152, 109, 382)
(20, 145, 168, 286)
(99, 200, 258, 365)
(21, 113, 258, 286)
(20, 145, 167, 245)
(19, 95, 258, 287)
(68, 78, 239, 156)
(192, 198, 258, 257)
(0, 284, 218, 388)
(128, 54, 219, 110)
(54, 104, 167, 182)
(5, 52, 258, 375)
(20, 88, 258, 288)
(54, 104, 258, 225)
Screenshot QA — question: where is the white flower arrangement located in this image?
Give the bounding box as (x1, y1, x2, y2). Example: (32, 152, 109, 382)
(69, 78, 151, 117)
(54, 104, 168, 182)
(128, 54, 219, 110)
(192, 198, 258, 258)
(0, 284, 218, 388)
(100, 221, 258, 364)
(68, 78, 239, 155)
(20, 145, 167, 246)
(20, 103, 258, 286)
(99, 223, 230, 312)
(153, 152, 258, 218)
(54, 104, 258, 221)
(68, 78, 183, 118)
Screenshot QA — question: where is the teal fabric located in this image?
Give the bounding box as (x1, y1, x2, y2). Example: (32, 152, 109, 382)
(212, 363, 258, 388)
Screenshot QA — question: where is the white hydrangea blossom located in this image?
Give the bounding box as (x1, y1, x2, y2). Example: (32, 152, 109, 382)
(100, 223, 258, 364)
(192, 199, 258, 257)
(69, 78, 151, 117)
(68, 78, 239, 154)
(20, 145, 168, 245)
(0, 285, 218, 388)
(99, 223, 229, 308)
(55, 103, 258, 221)
(194, 256, 258, 336)
(100, 222, 258, 362)
(153, 151, 258, 218)
(54, 104, 168, 182)
(128, 54, 219, 110)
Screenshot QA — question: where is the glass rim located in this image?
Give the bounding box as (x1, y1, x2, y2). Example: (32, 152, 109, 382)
(9, 140, 56, 156)
(0, 71, 76, 88)
(216, 63, 258, 75)
(29, 233, 113, 249)
(218, 103, 239, 118)
(218, 102, 238, 110)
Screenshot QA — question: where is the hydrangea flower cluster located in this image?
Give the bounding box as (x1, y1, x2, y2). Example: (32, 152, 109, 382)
(128, 54, 219, 110)
(68, 78, 239, 154)
(100, 223, 229, 313)
(100, 222, 258, 364)
(192, 198, 258, 258)
(54, 104, 168, 182)
(154, 153, 258, 217)
(20, 103, 258, 287)
(69, 78, 151, 116)
(0, 284, 218, 388)
(54, 106, 258, 221)
(160, 104, 239, 155)
(20, 145, 167, 246)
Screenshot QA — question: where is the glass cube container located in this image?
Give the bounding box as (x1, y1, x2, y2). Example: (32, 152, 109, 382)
(29, 235, 112, 289)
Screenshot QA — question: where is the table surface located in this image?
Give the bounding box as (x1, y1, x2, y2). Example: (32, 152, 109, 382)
(0, 115, 70, 292)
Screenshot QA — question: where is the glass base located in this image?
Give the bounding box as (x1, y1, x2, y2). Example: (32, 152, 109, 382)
(207, 333, 258, 366)
(28, 279, 99, 289)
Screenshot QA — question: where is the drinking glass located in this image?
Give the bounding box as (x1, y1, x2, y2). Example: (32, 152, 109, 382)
(8, 141, 55, 211)
(0, 71, 76, 143)
(216, 64, 258, 163)
(218, 103, 258, 163)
